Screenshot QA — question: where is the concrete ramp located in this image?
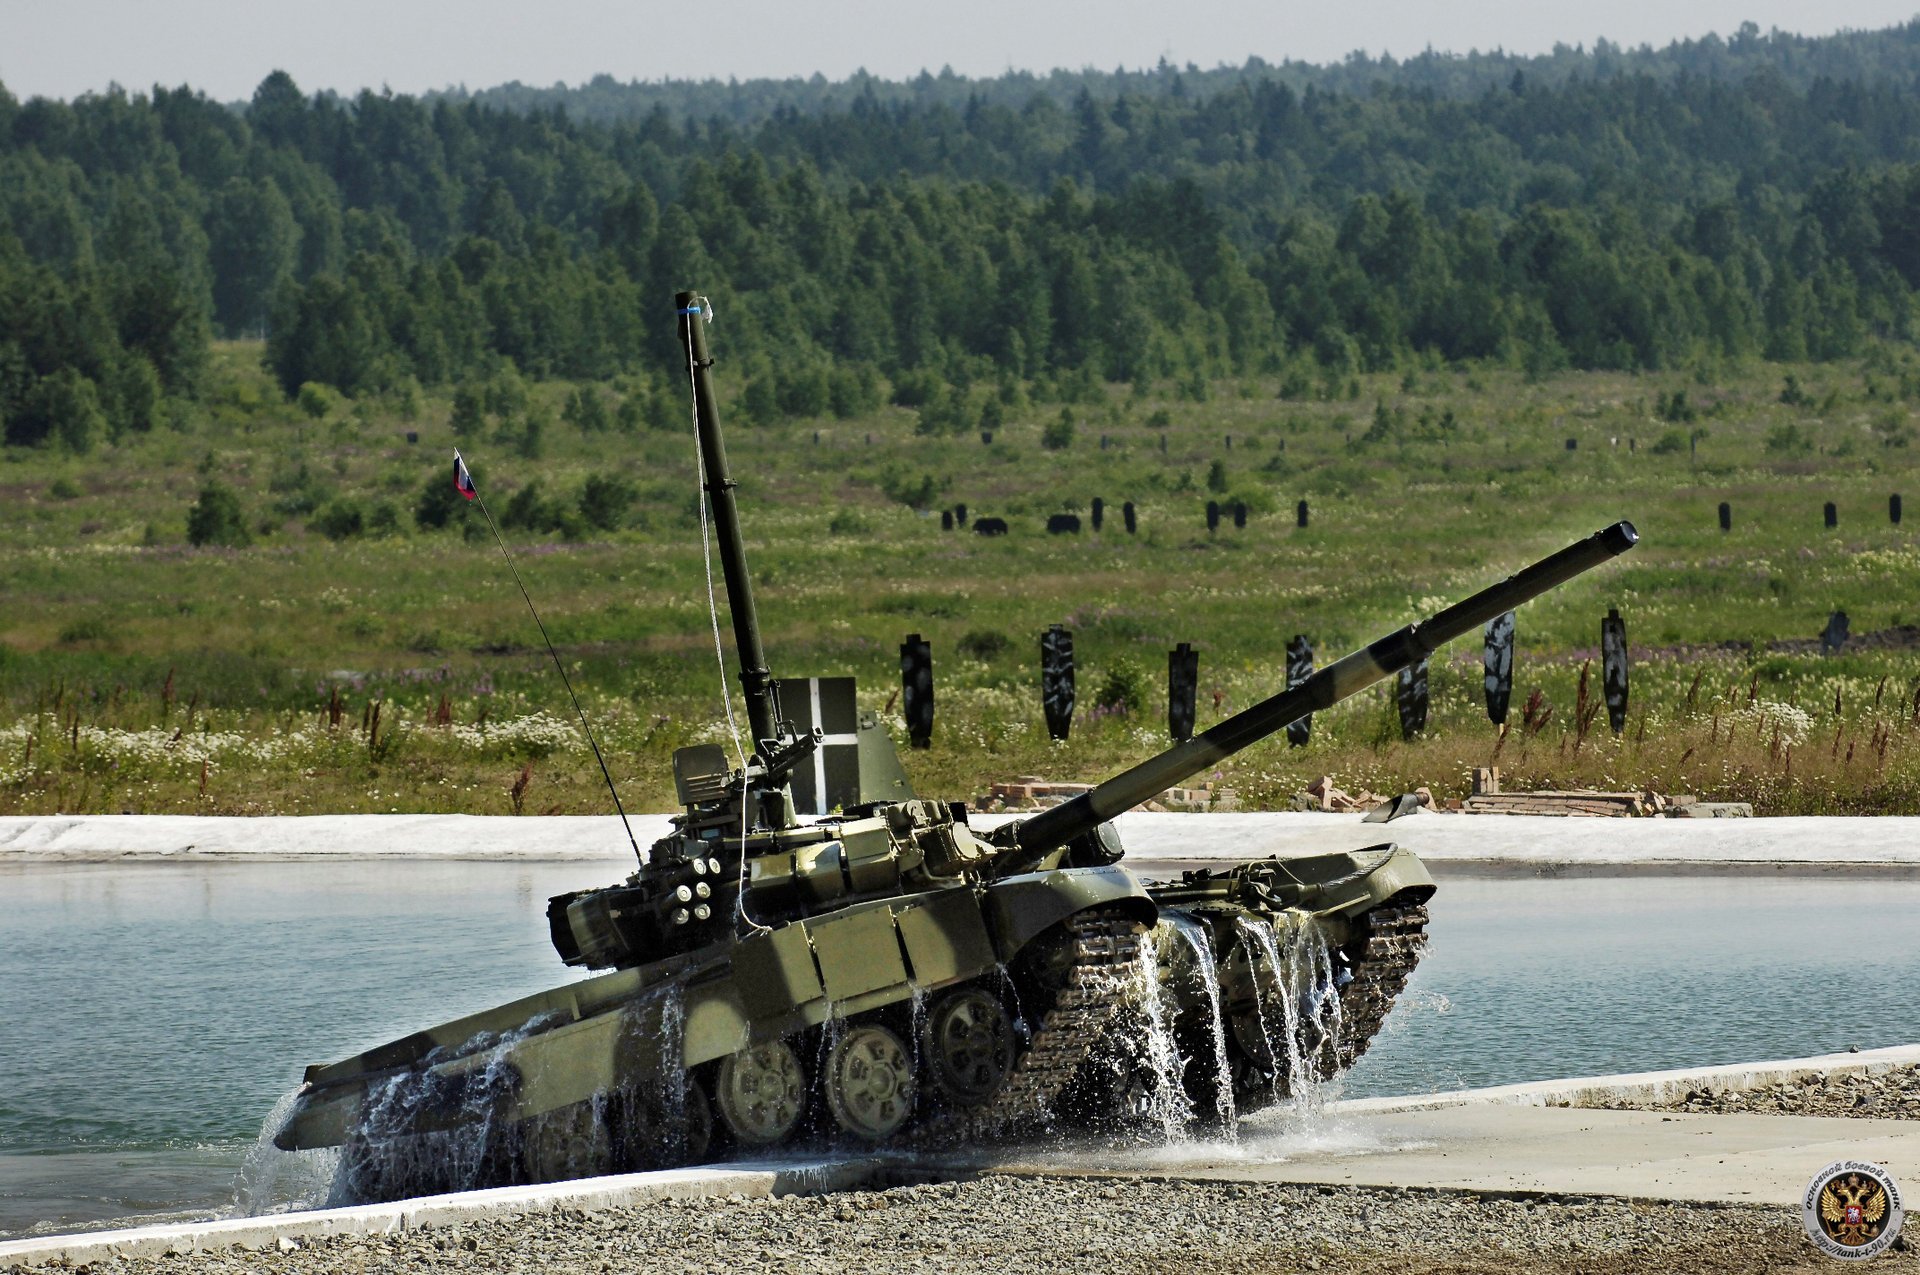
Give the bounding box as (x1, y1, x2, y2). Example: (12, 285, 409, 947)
(957, 1046, 1920, 1207)
(970, 1104, 1920, 1206)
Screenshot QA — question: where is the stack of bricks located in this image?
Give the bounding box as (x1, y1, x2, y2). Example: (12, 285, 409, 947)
(985, 778, 1094, 808)
(981, 778, 1231, 813)
(1460, 767, 1667, 817)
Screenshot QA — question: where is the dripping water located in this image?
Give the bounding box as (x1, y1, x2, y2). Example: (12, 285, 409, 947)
(907, 984, 930, 1076)
(327, 1015, 547, 1205)
(653, 983, 690, 1160)
(1129, 931, 1194, 1141)
(1281, 917, 1345, 1125)
(1234, 916, 1345, 1128)
(1164, 914, 1237, 1136)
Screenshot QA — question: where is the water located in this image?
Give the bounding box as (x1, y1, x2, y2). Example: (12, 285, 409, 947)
(0, 859, 615, 1239)
(1165, 915, 1236, 1131)
(2, 863, 1919, 1238)
(1344, 873, 1920, 1098)
(1126, 926, 1193, 1140)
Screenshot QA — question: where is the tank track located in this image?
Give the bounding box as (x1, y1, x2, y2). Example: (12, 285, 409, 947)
(921, 906, 1144, 1142)
(1329, 901, 1430, 1071)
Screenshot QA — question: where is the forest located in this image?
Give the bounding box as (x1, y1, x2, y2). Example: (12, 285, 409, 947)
(9, 20, 1920, 453)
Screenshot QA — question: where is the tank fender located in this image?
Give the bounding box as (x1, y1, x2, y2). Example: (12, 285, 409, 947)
(983, 864, 1156, 962)
(1296, 844, 1437, 917)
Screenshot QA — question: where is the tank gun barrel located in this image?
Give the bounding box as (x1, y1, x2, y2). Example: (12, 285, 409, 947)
(1012, 520, 1639, 854)
(677, 290, 777, 748)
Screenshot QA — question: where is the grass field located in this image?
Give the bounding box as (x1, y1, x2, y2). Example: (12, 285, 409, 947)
(5, 341, 1920, 819)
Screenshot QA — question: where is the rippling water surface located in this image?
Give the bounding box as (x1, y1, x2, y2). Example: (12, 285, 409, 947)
(2, 860, 1916, 1239)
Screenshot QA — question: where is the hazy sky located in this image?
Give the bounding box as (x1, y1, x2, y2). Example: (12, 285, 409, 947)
(3, 1, 1918, 102)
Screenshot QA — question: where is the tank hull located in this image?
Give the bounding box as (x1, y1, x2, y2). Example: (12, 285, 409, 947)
(276, 845, 1432, 1200)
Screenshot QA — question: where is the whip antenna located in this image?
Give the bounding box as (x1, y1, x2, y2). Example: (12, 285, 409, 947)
(454, 449, 644, 865)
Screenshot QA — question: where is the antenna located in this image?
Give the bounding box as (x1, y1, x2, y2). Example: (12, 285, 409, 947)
(454, 449, 645, 865)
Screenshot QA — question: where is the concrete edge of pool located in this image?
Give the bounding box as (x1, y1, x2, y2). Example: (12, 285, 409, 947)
(5, 811, 1920, 870)
(1327, 1041, 1920, 1114)
(6, 1044, 1917, 1268)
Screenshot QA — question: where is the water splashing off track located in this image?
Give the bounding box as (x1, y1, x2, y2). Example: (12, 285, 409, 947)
(1233, 916, 1345, 1128)
(329, 1016, 547, 1205)
(1131, 931, 1195, 1141)
(232, 1088, 336, 1219)
(1166, 914, 1237, 1135)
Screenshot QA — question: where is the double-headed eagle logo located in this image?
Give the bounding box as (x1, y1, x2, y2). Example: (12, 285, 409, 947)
(1819, 1172, 1889, 1247)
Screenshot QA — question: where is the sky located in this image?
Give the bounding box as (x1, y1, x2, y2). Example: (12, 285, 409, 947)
(2, 0, 1918, 103)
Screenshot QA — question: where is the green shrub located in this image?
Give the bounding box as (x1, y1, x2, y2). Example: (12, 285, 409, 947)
(957, 629, 1013, 660)
(36, 368, 108, 453)
(313, 499, 366, 540)
(1656, 389, 1697, 423)
(578, 474, 637, 531)
(501, 479, 566, 532)
(829, 364, 881, 418)
(563, 385, 610, 433)
(776, 363, 831, 419)
(1041, 409, 1075, 451)
(366, 501, 403, 536)
(57, 616, 111, 645)
(186, 481, 251, 547)
(880, 469, 941, 509)
(1764, 422, 1813, 455)
(415, 470, 470, 529)
(296, 382, 334, 420)
(450, 384, 486, 436)
(889, 369, 945, 409)
(269, 460, 329, 515)
(1094, 664, 1147, 717)
(109, 355, 161, 435)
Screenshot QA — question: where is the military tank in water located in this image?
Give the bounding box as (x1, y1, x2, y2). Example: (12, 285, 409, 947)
(273, 292, 1638, 1201)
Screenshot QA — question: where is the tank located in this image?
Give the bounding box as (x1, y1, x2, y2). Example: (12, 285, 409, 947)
(272, 292, 1639, 1200)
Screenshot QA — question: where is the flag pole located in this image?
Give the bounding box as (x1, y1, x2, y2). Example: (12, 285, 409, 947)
(455, 450, 645, 865)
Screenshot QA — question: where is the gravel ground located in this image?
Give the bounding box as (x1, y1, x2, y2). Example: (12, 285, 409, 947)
(15, 1067, 1920, 1275)
(9, 1176, 1906, 1275)
(1594, 1063, 1920, 1120)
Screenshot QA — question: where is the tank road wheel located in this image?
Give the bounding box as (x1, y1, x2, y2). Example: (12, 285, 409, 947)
(824, 1024, 916, 1141)
(676, 1074, 714, 1163)
(621, 1075, 714, 1168)
(920, 988, 1016, 1108)
(520, 1100, 614, 1184)
(714, 1041, 807, 1146)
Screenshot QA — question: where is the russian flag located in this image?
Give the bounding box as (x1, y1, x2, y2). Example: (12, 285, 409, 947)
(453, 450, 478, 501)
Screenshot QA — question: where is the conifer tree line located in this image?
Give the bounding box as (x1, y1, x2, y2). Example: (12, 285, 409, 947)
(9, 24, 1920, 448)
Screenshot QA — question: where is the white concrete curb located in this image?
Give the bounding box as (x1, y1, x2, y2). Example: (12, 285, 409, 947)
(0, 1158, 878, 1269)
(5, 811, 1920, 869)
(1331, 1043, 1920, 1115)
